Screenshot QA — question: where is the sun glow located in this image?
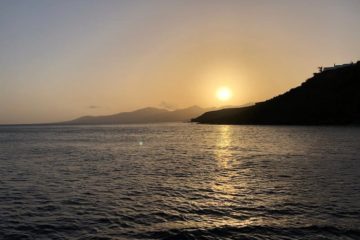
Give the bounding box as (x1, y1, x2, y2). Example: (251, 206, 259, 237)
(216, 87, 232, 101)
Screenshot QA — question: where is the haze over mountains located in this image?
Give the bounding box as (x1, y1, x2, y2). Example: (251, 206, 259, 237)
(193, 61, 360, 125)
(60, 106, 212, 125)
(56, 103, 254, 125)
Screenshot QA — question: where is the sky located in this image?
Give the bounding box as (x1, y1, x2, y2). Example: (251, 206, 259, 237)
(0, 0, 360, 124)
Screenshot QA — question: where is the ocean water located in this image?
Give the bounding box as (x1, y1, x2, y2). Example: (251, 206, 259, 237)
(0, 123, 359, 240)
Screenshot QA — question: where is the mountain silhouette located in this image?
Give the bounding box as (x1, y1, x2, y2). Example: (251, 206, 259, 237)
(192, 61, 360, 125)
(61, 106, 212, 125)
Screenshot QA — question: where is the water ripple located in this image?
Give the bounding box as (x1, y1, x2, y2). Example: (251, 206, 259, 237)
(0, 124, 359, 239)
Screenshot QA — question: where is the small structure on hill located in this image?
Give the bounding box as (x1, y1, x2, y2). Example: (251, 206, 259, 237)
(318, 62, 355, 73)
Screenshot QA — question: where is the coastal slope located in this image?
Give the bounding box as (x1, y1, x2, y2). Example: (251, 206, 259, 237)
(192, 62, 360, 125)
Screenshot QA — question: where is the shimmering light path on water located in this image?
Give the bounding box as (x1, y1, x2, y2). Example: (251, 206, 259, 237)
(0, 124, 359, 239)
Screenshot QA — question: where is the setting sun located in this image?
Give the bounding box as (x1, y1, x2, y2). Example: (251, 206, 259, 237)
(216, 87, 232, 101)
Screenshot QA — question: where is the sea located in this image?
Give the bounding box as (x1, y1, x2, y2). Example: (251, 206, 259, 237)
(0, 123, 359, 240)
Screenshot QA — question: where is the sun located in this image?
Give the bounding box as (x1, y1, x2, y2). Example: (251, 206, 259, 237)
(216, 87, 232, 101)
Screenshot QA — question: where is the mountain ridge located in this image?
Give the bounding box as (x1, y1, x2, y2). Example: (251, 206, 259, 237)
(59, 105, 211, 125)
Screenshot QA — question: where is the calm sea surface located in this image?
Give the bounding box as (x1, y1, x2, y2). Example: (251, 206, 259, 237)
(0, 123, 359, 240)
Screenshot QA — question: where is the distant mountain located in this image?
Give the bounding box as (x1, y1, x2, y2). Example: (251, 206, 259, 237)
(192, 61, 360, 125)
(60, 106, 212, 125)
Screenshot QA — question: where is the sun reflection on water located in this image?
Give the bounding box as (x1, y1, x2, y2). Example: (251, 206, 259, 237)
(212, 125, 237, 198)
(215, 125, 232, 168)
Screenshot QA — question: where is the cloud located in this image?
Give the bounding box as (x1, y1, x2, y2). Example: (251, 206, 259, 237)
(88, 105, 100, 109)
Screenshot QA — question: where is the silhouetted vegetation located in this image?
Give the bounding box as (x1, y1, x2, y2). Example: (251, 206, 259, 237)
(192, 61, 360, 125)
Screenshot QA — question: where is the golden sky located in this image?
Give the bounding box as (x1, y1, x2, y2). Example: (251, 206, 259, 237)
(1, 0, 360, 124)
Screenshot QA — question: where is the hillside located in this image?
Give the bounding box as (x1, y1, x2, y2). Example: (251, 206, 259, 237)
(192, 61, 360, 125)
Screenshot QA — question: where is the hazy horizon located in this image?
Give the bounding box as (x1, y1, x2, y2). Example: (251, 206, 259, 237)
(1, 0, 360, 124)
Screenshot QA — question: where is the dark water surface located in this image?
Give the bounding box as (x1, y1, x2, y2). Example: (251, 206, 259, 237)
(0, 123, 359, 240)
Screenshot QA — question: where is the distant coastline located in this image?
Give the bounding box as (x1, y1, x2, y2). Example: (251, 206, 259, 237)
(0, 106, 207, 126)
